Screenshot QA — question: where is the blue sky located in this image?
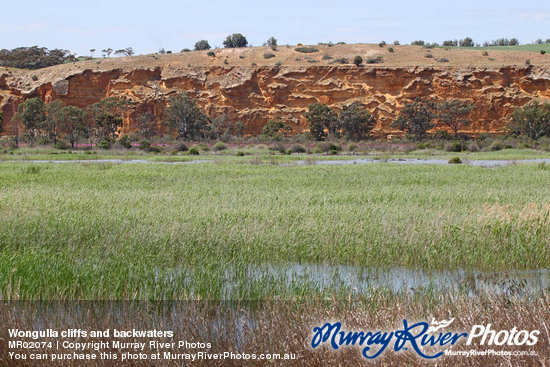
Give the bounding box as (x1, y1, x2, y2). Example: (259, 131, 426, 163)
(2, 0, 549, 55)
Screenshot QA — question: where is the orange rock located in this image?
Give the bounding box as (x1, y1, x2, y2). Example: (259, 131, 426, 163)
(1, 65, 549, 137)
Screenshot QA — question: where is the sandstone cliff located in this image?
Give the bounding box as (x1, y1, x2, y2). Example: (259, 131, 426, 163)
(1, 64, 550, 136)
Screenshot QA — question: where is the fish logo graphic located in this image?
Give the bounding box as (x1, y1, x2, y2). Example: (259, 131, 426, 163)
(427, 318, 455, 334)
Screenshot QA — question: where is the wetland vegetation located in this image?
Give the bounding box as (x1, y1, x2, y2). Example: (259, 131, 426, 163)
(1, 158, 548, 300)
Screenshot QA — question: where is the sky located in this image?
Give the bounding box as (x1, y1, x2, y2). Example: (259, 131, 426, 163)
(2, 0, 550, 56)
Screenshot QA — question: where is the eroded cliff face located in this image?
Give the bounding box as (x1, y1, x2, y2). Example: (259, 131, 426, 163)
(1, 65, 550, 136)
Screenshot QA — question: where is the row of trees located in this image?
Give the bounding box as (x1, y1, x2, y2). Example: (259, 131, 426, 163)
(4, 95, 548, 146)
(440, 38, 477, 47)
(6, 94, 246, 147)
(304, 102, 375, 141)
(413, 37, 549, 48)
(507, 102, 550, 139)
(300, 99, 478, 142)
(483, 38, 520, 47)
(394, 98, 550, 141)
(0, 45, 137, 69)
(144, 96, 549, 142)
(93, 48, 135, 58)
(441, 38, 520, 48)
(0, 46, 76, 69)
(393, 98, 475, 139)
(9, 97, 133, 148)
(194, 34, 277, 51)
(415, 37, 475, 48)
(194, 34, 250, 51)
(165, 94, 244, 140)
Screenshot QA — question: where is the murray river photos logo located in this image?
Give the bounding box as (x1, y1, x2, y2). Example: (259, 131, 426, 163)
(311, 318, 540, 359)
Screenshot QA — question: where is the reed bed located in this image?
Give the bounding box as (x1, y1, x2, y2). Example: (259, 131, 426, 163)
(0, 162, 548, 300)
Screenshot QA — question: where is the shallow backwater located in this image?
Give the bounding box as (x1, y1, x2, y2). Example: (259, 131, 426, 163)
(280, 264, 547, 296)
(159, 264, 549, 299)
(242, 265, 549, 297)
(290, 158, 550, 167)
(5, 159, 212, 165)
(5, 157, 550, 166)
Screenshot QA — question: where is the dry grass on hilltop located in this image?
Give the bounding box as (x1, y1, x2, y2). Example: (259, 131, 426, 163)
(4, 43, 550, 81)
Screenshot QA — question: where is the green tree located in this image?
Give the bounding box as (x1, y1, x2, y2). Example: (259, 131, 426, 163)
(304, 103, 337, 141)
(209, 113, 241, 141)
(0, 46, 75, 69)
(265, 37, 277, 48)
(338, 102, 375, 141)
(392, 97, 436, 140)
(95, 112, 121, 140)
(165, 93, 208, 140)
(261, 116, 292, 138)
(234, 121, 245, 137)
(89, 97, 129, 140)
(442, 40, 458, 47)
(102, 48, 113, 57)
(194, 40, 211, 51)
(9, 114, 22, 147)
(223, 33, 248, 48)
(435, 100, 475, 138)
(459, 37, 475, 47)
(14, 98, 45, 146)
(353, 56, 363, 66)
(58, 106, 86, 148)
(137, 111, 156, 139)
(507, 101, 550, 139)
(45, 100, 64, 143)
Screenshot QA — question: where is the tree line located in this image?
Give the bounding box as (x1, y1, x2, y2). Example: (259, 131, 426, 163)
(298, 99, 476, 141)
(302, 102, 375, 141)
(5, 94, 246, 147)
(3, 95, 549, 147)
(393, 97, 550, 141)
(164, 94, 244, 141)
(9, 97, 132, 148)
(0, 46, 76, 69)
(392, 98, 475, 139)
(154, 96, 547, 143)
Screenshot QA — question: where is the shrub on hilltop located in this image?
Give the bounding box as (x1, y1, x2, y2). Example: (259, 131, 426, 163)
(223, 34, 248, 48)
(194, 40, 211, 51)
